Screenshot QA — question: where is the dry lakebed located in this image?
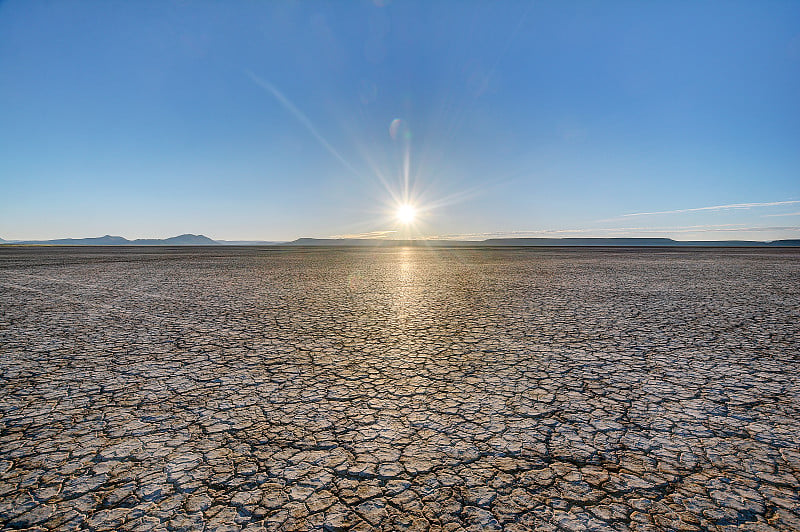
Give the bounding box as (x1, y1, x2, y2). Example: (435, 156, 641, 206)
(1, 246, 798, 531)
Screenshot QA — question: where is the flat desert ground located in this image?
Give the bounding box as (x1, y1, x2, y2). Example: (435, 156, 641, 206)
(0, 246, 798, 531)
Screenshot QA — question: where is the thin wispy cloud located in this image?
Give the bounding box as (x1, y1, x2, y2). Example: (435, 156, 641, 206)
(247, 71, 363, 179)
(433, 224, 800, 240)
(762, 211, 800, 217)
(623, 200, 800, 217)
(648, 225, 799, 234)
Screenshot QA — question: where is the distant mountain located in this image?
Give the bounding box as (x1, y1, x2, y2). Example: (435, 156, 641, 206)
(480, 237, 793, 247)
(286, 237, 800, 247)
(8, 235, 131, 245)
(482, 237, 681, 246)
(3, 234, 220, 246)
(132, 234, 219, 245)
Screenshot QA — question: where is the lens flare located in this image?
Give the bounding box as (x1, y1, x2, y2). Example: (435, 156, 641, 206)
(389, 118, 411, 141)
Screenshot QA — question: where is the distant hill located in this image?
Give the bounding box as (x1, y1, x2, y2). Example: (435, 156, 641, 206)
(8, 235, 131, 245)
(132, 234, 219, 245)
(482, 237, 680, 246)
(286, 237, 800, 247)
(479, 237, 788, 247)
(4, 234, 220, 246)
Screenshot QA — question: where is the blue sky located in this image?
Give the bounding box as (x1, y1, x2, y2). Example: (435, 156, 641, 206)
(1, 1, 798, 241)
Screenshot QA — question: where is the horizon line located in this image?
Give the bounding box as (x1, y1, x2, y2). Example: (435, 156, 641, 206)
(3, 233, 800, 246)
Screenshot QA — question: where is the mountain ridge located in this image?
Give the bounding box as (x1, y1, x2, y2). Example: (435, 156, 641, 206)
(2, 234, 220, 246)
(285, 237, 800, 247)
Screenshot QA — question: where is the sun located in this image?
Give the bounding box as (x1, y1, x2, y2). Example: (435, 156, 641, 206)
(396, 204, 417, 224)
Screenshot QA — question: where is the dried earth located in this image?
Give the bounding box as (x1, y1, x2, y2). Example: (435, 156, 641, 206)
(0, 246, 798, 531)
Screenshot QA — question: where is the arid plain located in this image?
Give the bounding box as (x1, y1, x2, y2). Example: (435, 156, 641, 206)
(1, 246, 798, 531)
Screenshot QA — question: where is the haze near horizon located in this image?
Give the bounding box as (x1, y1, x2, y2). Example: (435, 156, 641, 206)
(1, 1, 798, 242)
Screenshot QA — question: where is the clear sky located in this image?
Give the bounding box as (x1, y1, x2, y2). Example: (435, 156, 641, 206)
(1, 1, 798, 241)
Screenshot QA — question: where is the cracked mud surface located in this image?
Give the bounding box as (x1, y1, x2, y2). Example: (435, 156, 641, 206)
(1, 246, 799, 531)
